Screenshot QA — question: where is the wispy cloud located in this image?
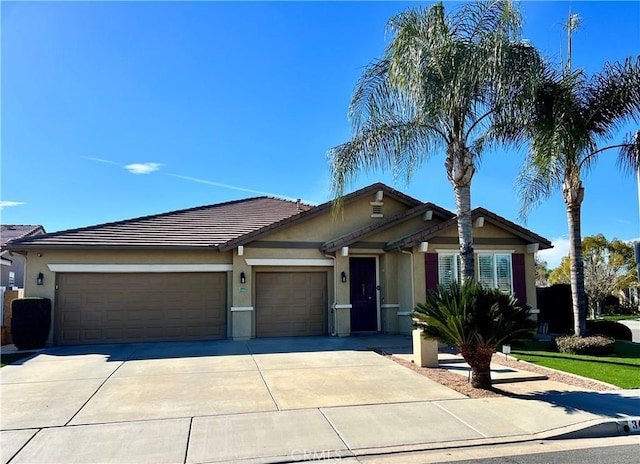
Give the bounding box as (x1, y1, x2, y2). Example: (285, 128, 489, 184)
(81, 156, 317, 203)
(538, 236, 571, 269)
(125, 163, 163, 175)
(167, 174, 289, 197)
(82, 156, 121, 166)
(0, 201, 26, 210)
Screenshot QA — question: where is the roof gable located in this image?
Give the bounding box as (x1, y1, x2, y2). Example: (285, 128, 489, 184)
(218, 182, 422, 251)
(385, 207, 552, 250)
(321, 202, 454, 252)
(1, 225, 46, 247)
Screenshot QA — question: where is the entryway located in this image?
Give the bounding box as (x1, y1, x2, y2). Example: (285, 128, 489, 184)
(349, 257, 378, 332)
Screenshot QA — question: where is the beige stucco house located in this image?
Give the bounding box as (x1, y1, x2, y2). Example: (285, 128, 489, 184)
(8, 183, 551, 346)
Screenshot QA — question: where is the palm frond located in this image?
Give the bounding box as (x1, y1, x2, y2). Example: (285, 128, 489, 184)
(617, 130, 640, 176)
(328, 116, 444, 201)
(585, 56, 640, 137)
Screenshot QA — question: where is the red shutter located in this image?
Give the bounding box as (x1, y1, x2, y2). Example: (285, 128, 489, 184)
(425, 253, 438, 292)
(512, 253, 527, 306)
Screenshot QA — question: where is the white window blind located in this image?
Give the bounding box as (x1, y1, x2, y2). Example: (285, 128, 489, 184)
(495, 254, 513, 292)
(477, 253, 513, 292)
(478, 255, 494, 289)
(438, 254, 461, 287)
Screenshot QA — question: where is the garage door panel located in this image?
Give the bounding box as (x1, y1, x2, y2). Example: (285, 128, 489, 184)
(56, 273, 227, 345)
(256, 272, 327, 338)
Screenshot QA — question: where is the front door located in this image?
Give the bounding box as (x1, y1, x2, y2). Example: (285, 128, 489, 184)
(349, 257, 378, 332)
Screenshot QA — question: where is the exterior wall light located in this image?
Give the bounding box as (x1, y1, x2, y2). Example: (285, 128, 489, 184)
(240, 272, 246, 284)
(37, 272, 44, 285)
(341, 271, 347, 283)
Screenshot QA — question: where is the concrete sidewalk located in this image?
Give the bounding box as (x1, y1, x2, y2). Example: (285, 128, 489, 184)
(1, 336, 638, 463)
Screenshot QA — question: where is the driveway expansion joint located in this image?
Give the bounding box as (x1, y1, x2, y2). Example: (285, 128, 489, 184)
(247, 343, 281, 411)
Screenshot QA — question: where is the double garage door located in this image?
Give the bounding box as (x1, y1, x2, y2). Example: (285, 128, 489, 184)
(56, 273, 227, 345)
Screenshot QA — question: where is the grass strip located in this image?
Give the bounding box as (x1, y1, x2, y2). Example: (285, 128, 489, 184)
(512, 350, 640, 389)
(0, 352, 34, 368)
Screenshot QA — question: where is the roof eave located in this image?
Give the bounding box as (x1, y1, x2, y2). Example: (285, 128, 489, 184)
(5, 243, 224, 252)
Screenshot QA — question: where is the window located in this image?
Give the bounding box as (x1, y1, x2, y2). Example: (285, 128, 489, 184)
(438, 252, 512, 293)
(478, 253, 513, 293)
(438, 254, 461, 287)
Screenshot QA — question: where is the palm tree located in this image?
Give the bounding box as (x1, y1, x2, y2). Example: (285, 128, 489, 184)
(412, 281, 536, 389)
(518, 56, 640, 336)
(328, 0, 541, 280)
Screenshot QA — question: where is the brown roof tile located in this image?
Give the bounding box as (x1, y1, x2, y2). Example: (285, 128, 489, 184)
(1, 225, 46, 247)
(7, 198, 309, 250)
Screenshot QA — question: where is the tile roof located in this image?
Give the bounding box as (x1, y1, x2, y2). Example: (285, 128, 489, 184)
(385, 207, 553, 250)
(1, 225, 45, 247)
(7, 198, 310, 250)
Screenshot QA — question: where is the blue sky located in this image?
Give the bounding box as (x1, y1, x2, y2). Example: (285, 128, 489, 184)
(2, 1, 639, 268)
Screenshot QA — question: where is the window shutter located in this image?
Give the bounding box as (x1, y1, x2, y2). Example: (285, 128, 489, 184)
(438, 255, 453, 287)
(425, 253, 438, 291)
(512, 253, 526, 306)
(438, 254, 460, 287)
(478, 255, 494, 289)
(495, 254, 513, 293)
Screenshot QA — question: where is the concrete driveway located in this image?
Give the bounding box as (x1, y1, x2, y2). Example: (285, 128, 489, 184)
(0, 336, 623, 463)
(1, 336, 461, 463)
(619, 318, 640, 342)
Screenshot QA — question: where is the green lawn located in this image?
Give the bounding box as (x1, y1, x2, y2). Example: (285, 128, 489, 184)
(0, 352, 34, 368)
(592, 315, 639, 322)
(511, 340, 640, 389)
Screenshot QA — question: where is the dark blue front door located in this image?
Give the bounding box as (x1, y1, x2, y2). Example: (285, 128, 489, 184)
(349, 257, 377, 331)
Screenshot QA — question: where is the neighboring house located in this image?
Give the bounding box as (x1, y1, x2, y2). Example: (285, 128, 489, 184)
(1, 225, 46, 288)
(7, 183, 551, 346)
(619, 283, 639, 310)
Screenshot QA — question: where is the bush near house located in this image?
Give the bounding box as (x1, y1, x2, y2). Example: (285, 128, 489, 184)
(554, 335, 616, 356)
(586, 320, 632, 341)
(11, 298, 51, 350)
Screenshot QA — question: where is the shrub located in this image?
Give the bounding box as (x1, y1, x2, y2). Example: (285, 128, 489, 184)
(554, 335, 615, 356)
(586, 320, 632, 341)
(11, 298, 51, 350)
(602, 302, 638, 316)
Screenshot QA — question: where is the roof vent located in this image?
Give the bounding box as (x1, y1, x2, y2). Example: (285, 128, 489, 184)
(370, 201, 383, 218)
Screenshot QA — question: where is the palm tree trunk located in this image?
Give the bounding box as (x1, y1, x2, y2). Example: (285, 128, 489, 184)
(447, 147, 475, 282)
(564, 184, 587, 337)
(455, 185, 475, 281)
(459, 344, 494, 389)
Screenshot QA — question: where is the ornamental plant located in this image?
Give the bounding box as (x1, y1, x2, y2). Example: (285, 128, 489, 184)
(412, 281, 536, 389)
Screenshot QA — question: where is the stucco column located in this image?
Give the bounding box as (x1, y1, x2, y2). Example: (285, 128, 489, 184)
(334, 254, 351, 336)
(231, 249, 253, 340)
(413, 328, 438, 367)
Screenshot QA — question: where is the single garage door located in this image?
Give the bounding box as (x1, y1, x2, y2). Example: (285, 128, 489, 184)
(56, 272, 227, 345)
(256, 272, 327, 337)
